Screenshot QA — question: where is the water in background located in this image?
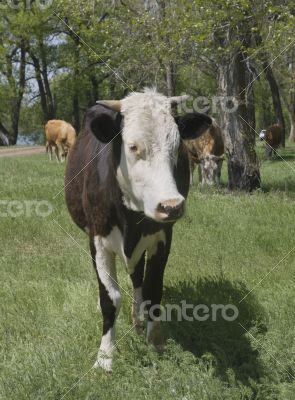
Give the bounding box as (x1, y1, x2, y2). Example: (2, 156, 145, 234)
(17, 132, 43, 146)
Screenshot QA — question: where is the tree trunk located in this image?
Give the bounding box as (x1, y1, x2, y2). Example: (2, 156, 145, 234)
(72, 40, 80, 133)
(7, 39, 27, 145)
(263, 62, 286, 147)
(144, 0, 165, 16)
(145, 0, 175, 98)
(29, 39, 55, 122)
(219, 51, 260, 191)
(288, 55, 295, 142)
(29, 50, 48, 121)
(245, 62, 256, 139)
(40, 41, 55, 120)
(288, 108, 295, 142)
(91, 75, 98, 104)
(0, 132, 9, 146)
(0, 121, 9, 145)
(166, 61, 176, 97)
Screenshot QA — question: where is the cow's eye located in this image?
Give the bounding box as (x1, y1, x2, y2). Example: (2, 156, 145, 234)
(129, 145, 138, 152)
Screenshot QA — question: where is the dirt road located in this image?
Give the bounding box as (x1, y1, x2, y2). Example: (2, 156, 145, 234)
(0, 146, 44, 158)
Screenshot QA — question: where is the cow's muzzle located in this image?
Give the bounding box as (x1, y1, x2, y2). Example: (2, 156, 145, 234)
(156, 199, 185, 222)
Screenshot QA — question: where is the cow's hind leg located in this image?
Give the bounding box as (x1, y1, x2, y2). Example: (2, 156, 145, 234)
(130, 252, 145, 335)
(216, 160, 223, 185)
(197, 163, 203, 185)
(190, 159, 195, 185)
(55, 142, 64, 162)
(90, 236, 121, 372)
(45, 141, 51, 160)
(54, 144, 60, 162)
(143, 229, 172, 352)
(48, 144, 53, 161)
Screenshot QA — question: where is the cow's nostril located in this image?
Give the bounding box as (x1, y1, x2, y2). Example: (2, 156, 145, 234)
(157, 199, 185, 220)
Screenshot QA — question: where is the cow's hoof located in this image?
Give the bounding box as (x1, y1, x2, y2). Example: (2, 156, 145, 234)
(151, 340, 165, 354)
(133, 321, 144, 336)
(146, 322, 165, 353)
(132, 305, 144, 335)
(93, 353, 113, 373)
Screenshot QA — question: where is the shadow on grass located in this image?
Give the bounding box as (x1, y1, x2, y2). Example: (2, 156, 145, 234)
(262, 179, 295, 195)
(163, 276, 267, 386)
(270, 154, 295, 161)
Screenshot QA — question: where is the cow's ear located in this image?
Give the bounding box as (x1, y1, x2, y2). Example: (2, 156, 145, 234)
(90, 109, 122, 143)
(175, 113, 212, 140)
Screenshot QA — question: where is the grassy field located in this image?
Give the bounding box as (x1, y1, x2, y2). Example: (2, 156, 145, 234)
(1, 143, 295, 400)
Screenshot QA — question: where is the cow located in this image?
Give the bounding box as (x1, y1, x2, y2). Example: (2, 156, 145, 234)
(259, 124, 283, 159)
(185, 118, 224, 185)
(45, 119, 77, 162)
(65, 89, 211, 372)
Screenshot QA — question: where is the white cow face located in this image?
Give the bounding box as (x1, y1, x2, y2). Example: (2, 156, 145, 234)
(259, 130, 266, 140)
(117, 93, 183, 221)
(95, 90, 211, 222)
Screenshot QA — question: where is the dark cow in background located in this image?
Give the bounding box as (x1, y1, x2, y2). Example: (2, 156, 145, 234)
(259, 124, 283, 159)
(65, 89, 211, 372)
(185, 118, 224, 185)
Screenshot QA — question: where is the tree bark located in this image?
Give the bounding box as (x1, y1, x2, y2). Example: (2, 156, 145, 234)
(29, 50, 48, 121)
(245, 61, 256, 139)
(166, 61, 176, 97)
(288, 108, 295, 142)
(29, 39, 55, 122)
(6, 39, 27, 145)
(263, 62, 286, 147)
(144, 0, 165, 16)
(72, 39, 81, 133)
(0, 121, 9, 146)
(219, 51, 260, 191)
(40, 40, 55, 120)
(287, 54, 295, 142)
(90, 75, 98, 104)
(145, 0, 176, 98)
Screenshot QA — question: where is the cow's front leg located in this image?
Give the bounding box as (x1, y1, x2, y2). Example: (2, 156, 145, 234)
(54, 144, 61, 162)
(143, 229, 172, 352)
(91, 236, 121, 372)
(130, 252, 145, 334)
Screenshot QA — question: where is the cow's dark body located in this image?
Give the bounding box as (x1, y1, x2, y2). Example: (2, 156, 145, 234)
(263, 124, 283, 159)
(65, 96, 210, 371)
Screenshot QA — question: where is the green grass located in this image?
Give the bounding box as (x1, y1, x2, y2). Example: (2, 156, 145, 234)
(1, 144, 295, 400)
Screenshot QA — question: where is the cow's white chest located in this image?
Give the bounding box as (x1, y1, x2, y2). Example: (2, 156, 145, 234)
(102, 227, 165, 274)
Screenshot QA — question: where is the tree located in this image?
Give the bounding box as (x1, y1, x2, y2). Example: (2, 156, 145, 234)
(0, 36, 27, 145)
(28, 38, 56, 122)
(276, 50, 295, 142)
(263, 62, 286, 146)
(219, 50, 260, 190)
(186, 1, 262, 190)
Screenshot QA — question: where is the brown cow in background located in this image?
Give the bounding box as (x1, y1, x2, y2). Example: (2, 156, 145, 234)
(259, 124, 283, 159)
(45, 120, 77, 162)
(185, 118, 224, 185)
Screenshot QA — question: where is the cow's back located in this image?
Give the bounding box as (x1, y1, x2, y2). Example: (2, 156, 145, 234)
(66, 125, 77, 147)
(45, 120, 75, 144)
